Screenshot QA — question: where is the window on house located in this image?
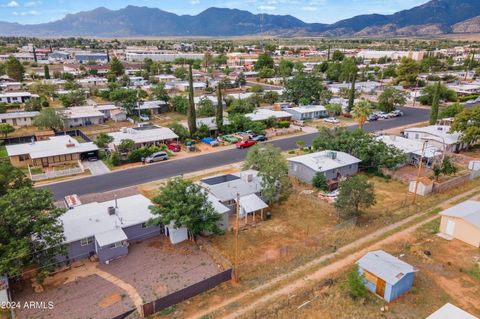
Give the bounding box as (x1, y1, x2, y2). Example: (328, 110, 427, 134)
(80, 236, 94, 246)
(110, 241, 123, 249)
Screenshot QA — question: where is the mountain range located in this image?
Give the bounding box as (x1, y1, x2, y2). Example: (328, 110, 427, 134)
(1, 0, 480, 37)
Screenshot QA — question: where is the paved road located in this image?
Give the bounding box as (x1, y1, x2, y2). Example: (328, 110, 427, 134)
(43, 106, 430, 200)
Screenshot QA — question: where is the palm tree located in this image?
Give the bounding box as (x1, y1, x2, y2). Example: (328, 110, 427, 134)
(351, 100, 372, 130)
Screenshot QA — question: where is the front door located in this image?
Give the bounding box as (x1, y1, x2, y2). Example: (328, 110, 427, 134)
(376, 278, 386, 298)
(446, 220, 456, 236)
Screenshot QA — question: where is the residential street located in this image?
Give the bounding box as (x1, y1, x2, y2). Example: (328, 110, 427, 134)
(43, 106, 430, 200)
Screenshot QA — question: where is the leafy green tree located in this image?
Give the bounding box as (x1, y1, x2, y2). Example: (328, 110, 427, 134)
(396, 57, 419, 85)
(378, 87, 407, 113)
(277, 59, 294, 78)
(319, 89, 333, 105)
(4, 55, 25, 81)
(149, 177, 222, 239)
(420, 82, 457, 106)
(243, 144, 292, 204)
(312, 127, 405, 172)
(174, 67, 187, 80)
(234, 72, 246, 87)
(429, 82, 442, 125)
(351, 100, 372, 130)
(325, 103, 342, 116)
(58, 90, 86, 107)
(64, 80, 81, 91)
(312, 172, 328, 191)
(29, 81, 56, 98)
(440, 155, 458, 176)
(171, 96, 189, 114)
(439, 102, 464, 119)
(332, 50, 345, 61)
(0, 159, 31, 196)
(187, 63, 197, 136)
(263, 91, 280, 104)
(227, 98, 255, 114)
(109, 56, 124, 76)
(254, 52, 274, 71)
(0, 187, 65, 281)
(151, 82, 169, 102)
(451, 106, 480, 144)
(334, 175, 376, 220)
(169, 121, 190, 142)
(193, 123, 211, 139)
(202, 52, 213, 70)
(33, 108, 66, 131)
(44, 64, 50, 79)
(197, 98, 215, 117)
(339, 58, 358, 83)
(283, 73, 323, 105)
(347, 266, 367, 300)
(94, 133, 113, 148)
(117, 139, 135, 154)
(0, 123, 14, 138)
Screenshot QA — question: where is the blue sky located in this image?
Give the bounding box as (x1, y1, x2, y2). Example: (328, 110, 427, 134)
(1, 0, 428, 24)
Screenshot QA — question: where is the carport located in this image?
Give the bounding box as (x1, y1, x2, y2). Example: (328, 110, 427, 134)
(237, 194, 268, 225)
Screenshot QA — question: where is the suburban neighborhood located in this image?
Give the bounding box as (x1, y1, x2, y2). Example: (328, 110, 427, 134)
(1, 1, 480, 319)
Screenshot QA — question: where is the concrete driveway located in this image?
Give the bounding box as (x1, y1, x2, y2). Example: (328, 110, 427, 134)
(83, 160, 111, 176)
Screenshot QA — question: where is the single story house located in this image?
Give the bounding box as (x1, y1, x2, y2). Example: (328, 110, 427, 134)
(6, 135, 99, 168)
(137, 100, 168, 115)
(447, 83, 480, 96)
(77, 77, 108, 88)
(439, 200, 480, 247)
(245, 108, 292, 122)
(287, 150, 361, 187)
(174, 81, 206, 92)
(199, 170, 268, 221)
(0, 111, 39, 128)
(426, 303, 478, 319)
(376, 135, 441, 167)
(357, 250, 417, 302)
(0, 81, 22, 92)
(182, 117, 230, 134)
(285, 105, 327, 121)
(74, 52, 109, 64)
(403, 125, 467, 153)
(62, 107, 105, 127)
(110, 109, 127, 122)
(58, 194, 165, 264)
(108, 125, 179, 150)
(0, 92, 38, 104)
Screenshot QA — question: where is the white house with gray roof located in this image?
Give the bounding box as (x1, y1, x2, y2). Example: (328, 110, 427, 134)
(403, 125, 467, 153)
(0, 111, 39, 128)
(287, 150, 361, 185)
(376, 135, 441, 167)
(284, 105, 327, 121)
(439, 200, 480, 247)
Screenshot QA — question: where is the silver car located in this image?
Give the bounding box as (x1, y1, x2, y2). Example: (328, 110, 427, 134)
(145, 151, 168, 163)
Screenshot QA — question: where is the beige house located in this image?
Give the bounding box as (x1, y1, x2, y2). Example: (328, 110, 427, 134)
(0, 111, 39, 128)
(439, 200, 480, 247)
(6, 135, 98, 168)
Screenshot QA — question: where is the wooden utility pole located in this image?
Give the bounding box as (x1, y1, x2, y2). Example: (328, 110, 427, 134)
(233, 193, 240, 283)
(412, 140, 428, 205)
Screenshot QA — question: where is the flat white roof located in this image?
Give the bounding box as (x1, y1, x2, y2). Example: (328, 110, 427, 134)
(426, 303, 478, 319)
(357, 250, 417, 285)
(246, 108, 292, 122)
(108, 125, 178, 146)
(182, 117, 230, 131)
(376, 135, 441, 159)
(62, 107, 105, 119)
(6, 135, 98, 159)
(238, 193, 268, 214)
(0, 111, 39, 120)
(404, 125, 462, 145)
(0, 92, 37, 98)
(95, 228, 128, 247)
(287, 150, 361, 172)
(59, 194, 154, 244)
(439, 200, 480, 228)
(286, 105, 326, 113)
(200, 170, 262, 202)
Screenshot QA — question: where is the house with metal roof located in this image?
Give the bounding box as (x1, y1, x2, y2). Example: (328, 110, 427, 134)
(403, 125, 467, 153)
(357, 250, 417, 302)
(0, 111, 39, 128)
(5, 135, 98, 168)
(438, 200, 480, 247)
(376, 135, 441, 167)
(0, 92, 38, 104)
(287, 150, 361, 187)
(427, 303, 478, 319)
(245, 108, 292, 122)
(107, 125, 179, 150)
(284, 105, 327, 121)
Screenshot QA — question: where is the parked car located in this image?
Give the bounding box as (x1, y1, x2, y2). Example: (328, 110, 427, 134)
(375, 112, 390, 119)
(167, 143, 181, 152)
(252, 135, 268, 142)
(139, 115, 150, 121)
(145, 151, 168, 163)
(389, 110, 404, 117)
(324, 117, 340, 124)
(367, 114, 378, 121)
(293, 120, 305, 127)
(245, 130, 257, 139)
(236, 140, 257, 149)
(221, 135, 239, 144)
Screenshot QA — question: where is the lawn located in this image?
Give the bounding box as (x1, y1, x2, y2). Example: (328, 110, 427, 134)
(0, 145, 7, 158)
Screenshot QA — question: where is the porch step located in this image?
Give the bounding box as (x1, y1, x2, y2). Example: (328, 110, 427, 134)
(436, 232, 454, 240)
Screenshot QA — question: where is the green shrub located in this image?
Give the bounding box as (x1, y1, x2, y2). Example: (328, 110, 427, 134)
(347, 266, 367, 300)
(312, 172, 328, 191)
(277, 121, 291, 128)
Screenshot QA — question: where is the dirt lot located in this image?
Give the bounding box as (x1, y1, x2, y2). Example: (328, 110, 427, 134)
(12, 237, 221, 319)
(255, 218, 480, 319)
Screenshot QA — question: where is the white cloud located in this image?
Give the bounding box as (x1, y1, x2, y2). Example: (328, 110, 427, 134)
(301, 6, 317, 11)
(6, 0, 20, 7)
(189, 0, 200, 4)
(25, 1, 42, 7)
(258, 5, 276, 11)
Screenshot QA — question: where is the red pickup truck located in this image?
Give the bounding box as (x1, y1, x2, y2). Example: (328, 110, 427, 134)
(236, 140, 257, 149)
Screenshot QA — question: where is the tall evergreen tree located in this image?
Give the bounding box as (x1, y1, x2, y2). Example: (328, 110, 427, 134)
(216, 84, 223, 135)
(5, 56, 25, 81)
(187, 63, 197, 136)
(348, 72, 356, 112)
(44, 64, 50, 79)
(33, 47, 37, 63)
(429, 81, 441, 125)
